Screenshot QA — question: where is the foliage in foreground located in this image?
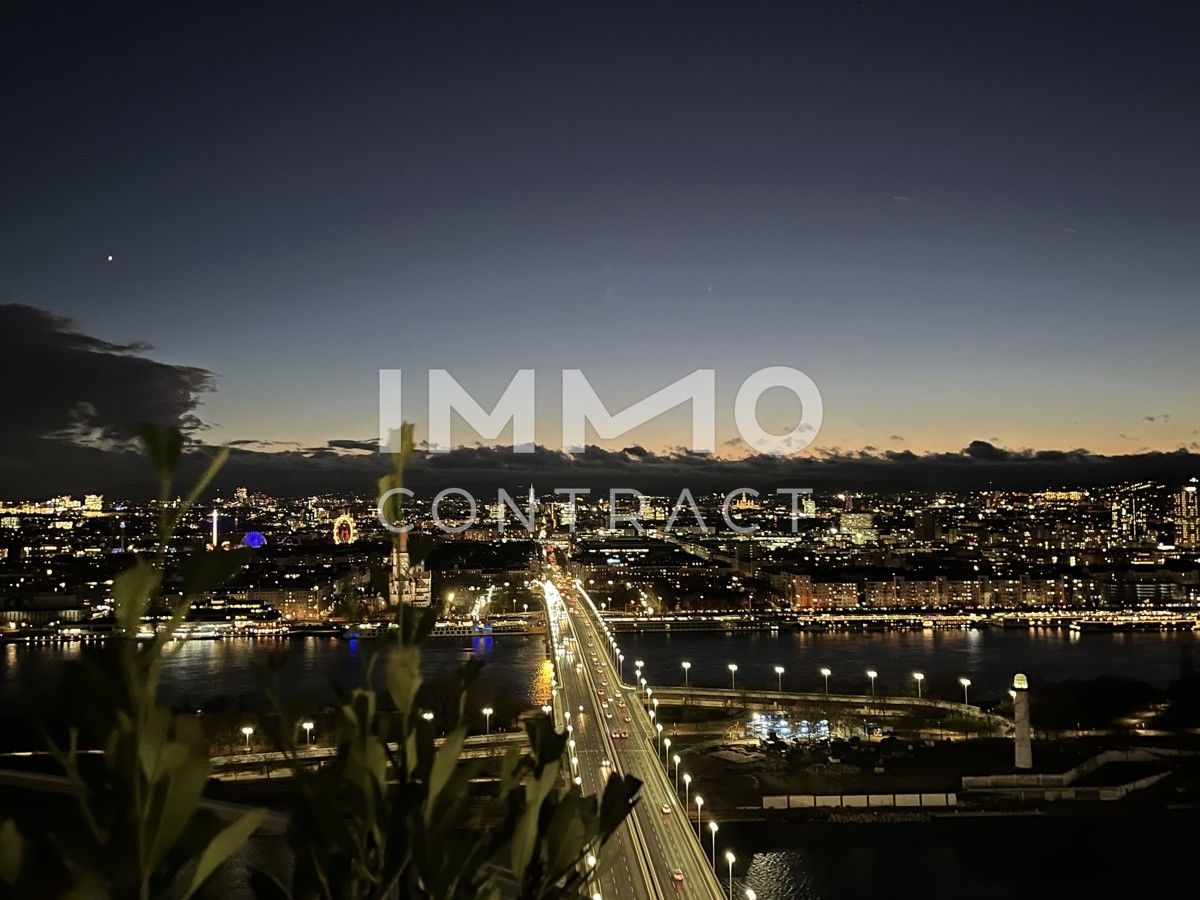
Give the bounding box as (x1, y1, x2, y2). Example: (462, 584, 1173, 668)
(0, 427, 260, 898)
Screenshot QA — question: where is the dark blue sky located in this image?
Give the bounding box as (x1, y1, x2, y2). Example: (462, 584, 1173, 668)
(3, 1, 1198, 459)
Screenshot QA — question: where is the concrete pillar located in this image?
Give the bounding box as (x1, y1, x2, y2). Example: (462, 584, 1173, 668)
(1013, 673, 1032, 770)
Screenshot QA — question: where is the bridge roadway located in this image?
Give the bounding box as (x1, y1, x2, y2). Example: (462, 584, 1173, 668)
(546, 576, 724, 900)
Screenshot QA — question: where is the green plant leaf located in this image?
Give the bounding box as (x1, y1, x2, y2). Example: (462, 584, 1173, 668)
(137, 424, 184, 485)
(113, 560, 162, 634)
(428, 727, 466, 807)
(178, 547, 254, 593)
(0, 819, 24, 886)
(182, 810, 264, 900)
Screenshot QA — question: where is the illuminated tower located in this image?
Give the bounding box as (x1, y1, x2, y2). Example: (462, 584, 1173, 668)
(390, 530, 431, 608)
(1013, 673, 1032, 770)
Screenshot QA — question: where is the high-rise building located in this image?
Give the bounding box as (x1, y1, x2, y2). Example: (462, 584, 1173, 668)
(1111, 482, 1156, 544)
(839, 512, 876, 544)
(1175, 479, 1200, 548)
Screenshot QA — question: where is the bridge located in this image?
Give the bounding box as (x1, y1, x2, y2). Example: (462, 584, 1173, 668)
(543, 558, 725, 900)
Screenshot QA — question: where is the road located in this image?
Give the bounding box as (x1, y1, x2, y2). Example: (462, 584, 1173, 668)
(543, 558, 725, 900)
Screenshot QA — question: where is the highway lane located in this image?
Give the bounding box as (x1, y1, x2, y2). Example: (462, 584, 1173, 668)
(543, 561, 724, 900)
(545, 579, 658, 900)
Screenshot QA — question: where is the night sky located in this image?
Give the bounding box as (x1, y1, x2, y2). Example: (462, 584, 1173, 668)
(2, 2, 1198, 494)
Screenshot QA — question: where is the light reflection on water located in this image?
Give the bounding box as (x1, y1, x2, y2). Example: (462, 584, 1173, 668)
(616, 626, 1200, 701)
(1, 634, 551, 730)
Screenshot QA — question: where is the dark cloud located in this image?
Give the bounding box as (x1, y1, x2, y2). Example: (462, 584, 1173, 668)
(324, 438, 378, 453)
(0, 304, 213, 448)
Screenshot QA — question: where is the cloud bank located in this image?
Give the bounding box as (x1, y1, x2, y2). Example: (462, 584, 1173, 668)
(1, 304, 1197, 498)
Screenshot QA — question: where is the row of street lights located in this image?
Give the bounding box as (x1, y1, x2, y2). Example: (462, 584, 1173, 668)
(677, 660, 974, 702)
(239, 720, 316, 751)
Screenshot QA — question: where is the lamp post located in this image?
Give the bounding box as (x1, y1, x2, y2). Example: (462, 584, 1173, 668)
(695, 796, 704, 838)
(482, 706, 494, 735)
(728, 663, 738, 690)
(241, 725, 254, 752)
(725, 852, 736, 900)
(913, 672, 924, 699)
(672, 754, 681, 789)
(774, 665, 785, 692)
(960, 676, 972, 705)
(708, 820, 719, 869)
(618, 653, 624, 681)
(422, 711, 434, 723)
(301, 720, 314, 745)
(663, 737, 671, 763)
(656, 721, 663, 752)
(746, 890, 757, 900)
(682, 660, 691, 688)
(820, 667, 831, 694)
(866, 669, 878, 699)
(683, 773, 691, 808)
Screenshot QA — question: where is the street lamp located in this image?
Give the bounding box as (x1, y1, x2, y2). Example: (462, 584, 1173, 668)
(663, 737, 671, 763)
(301, 720, 314, 745)
(725, 852, 736, 900)
(866, 669, 878, 699)
(482, 706, 494, 734)
(672, 753, 681, 789)
(683, 772, 691, 807)
(681, 660, 692, 688)
(241, 725, 254, 751)
(774, 665, 785, 692)
(656, 721, 663, 751)
(960, 676, 972, 705)
(728, 663, 738, 690)
(820, 667, 831, 694)
(913, 672, 924, 699)
(746, 891, 757, 900)
(695, 796, 704, 837)
(618, 653, 624, 680)
(422, 711, 434, 722)
(708, 820, 719, 868)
